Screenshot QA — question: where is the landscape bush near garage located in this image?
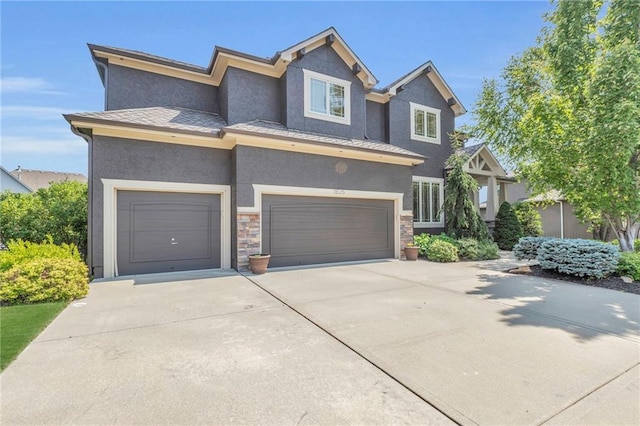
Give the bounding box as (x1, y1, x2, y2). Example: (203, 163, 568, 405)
(413, 233, 500, 262)
(0, 239, 88, 306)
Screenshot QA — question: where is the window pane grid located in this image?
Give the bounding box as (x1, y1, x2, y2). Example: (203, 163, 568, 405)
(413, 180, 442, 224)
(426, 112, 437, 139)
(329, 83, 345, 117)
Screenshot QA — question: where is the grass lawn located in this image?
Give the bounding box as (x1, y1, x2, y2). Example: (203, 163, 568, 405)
(1, 302, 67, 371)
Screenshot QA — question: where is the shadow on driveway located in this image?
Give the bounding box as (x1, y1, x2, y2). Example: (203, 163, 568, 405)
(468, 273, 640, 342)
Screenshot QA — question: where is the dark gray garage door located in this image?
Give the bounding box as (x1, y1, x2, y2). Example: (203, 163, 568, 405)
(262, 195, 394, 267)
(117, 191, 221, 275)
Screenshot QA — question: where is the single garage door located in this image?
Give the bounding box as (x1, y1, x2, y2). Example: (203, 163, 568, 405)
(117, 191, 221, 275)
(262, 195, 394, 267)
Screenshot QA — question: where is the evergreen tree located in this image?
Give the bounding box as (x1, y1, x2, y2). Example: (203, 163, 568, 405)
(513, 201, 543, 237)
(443, 133, 490, 240)
(493, 201, 523, 250)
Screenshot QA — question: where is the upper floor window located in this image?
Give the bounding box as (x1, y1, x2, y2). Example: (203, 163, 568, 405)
(410, 102, 440, 144)
(303, 69, 351, 125)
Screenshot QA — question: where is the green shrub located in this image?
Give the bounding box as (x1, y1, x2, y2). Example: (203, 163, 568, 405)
(493, 201, 524, 250)
(456, 238, 479, 260)
(426, 240, 459, 262)
(617, 252, 640, 282)
(413, 233, 432, 255)
(0, 258, 88, 305)
(513, 236, 558, 260)
(0, 181, 88, 258)
(0, 237, 81, 273)
(513, 202, 543, 237)
(476, 240, 501, 260)
(538, 239, 620, 279)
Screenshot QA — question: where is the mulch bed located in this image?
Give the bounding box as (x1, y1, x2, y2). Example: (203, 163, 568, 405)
(509, 265, 640, 295)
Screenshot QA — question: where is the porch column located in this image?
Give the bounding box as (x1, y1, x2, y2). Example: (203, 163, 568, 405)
(499, 181, 507, 204)
(486, 176, 499, 220)
(472, 189, 480, 211)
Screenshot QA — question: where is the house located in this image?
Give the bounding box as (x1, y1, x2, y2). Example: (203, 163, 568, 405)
(8, 167, 87, 191)
(65, 28, 506, 279)
(0, 166, 31, 193)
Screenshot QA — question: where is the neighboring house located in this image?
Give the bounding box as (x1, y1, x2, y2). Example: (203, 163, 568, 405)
(1, 166, 32, 193)
(9, 167, 87, 191)
(65, 27, 504, 278)
(487, 181, 596, 240)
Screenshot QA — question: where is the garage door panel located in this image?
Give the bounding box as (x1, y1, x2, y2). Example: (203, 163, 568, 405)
(270, 205, 390, 256)
(263, 195, 394, 267)
(117, 191, 221, 275)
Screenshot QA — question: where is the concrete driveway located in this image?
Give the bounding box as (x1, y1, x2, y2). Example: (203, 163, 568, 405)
(2, 260, 639, 425)
(250, 259, 640, 425)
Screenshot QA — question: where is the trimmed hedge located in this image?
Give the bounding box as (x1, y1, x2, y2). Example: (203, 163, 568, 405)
(617, 252, 640, 282)
(0, 258, 89, 305)
(513, 237, 558, 261)
(426, 240, 459, 262)
(537, 239, 620, 278)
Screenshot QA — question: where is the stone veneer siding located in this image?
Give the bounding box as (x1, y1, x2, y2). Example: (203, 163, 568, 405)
(237, 213, 260, 270)
(400, 213, 414, 260)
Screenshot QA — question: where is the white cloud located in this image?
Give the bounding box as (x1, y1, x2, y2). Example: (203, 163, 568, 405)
(1, 135, 86, 154)
(0, 77, 65, 95)
(0, 105, 75, 120)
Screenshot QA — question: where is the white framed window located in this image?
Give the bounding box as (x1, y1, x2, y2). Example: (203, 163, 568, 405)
(303, 69, 351, 125)
(410, 102, 440, 144)
(412, 176, 444, 227)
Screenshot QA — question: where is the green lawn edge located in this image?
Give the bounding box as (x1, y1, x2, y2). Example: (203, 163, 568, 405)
(1, 301, 68, 371)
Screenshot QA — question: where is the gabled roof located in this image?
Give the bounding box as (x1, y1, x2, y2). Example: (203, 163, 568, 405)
(9, 168, 87, 191)
(1, 165, 32, 192)
(447, 143, 507, 177)
(367, 62, 466, 116)
(90, 27, 378, 88)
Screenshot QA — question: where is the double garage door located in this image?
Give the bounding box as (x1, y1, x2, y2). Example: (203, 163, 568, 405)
(115, 191, 394, 275)
(262, 195, 395, 268)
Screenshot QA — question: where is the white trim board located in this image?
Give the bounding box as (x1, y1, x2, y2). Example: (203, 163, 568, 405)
(238, 184, 404, 259)
(101, 179, 231, 279)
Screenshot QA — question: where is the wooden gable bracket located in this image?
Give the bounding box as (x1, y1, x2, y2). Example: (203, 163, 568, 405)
(447, 97, 457, 107)
(297, 48, 306, 59)
(352, 63, 361, 75)
(424, 65, 433, 75)
(325, 34, 335, 46)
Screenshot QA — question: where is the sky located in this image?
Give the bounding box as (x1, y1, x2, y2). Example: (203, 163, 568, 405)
(0, 1, 554, 176)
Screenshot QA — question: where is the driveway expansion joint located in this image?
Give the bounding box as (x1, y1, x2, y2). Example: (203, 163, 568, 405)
(539, 361, 640, 425)
(241, 272, 469, 426)
(34, 303, 285, 343)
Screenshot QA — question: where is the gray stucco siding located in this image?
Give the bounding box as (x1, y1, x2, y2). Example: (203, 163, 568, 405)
(284, 45, 366, 140)
(221, 67, 281, 125)
(234, 146, 412, 211)
(89, 136, 231, 277)
(106, 64, 219, 112)
(366, 100, 386, 142)
(388, 75, 455, 179)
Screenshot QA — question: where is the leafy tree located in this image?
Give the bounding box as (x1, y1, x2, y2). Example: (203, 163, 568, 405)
(513, 201, 543, 237)
(493, 201, 523, 250)
(471, 0, 640, 251)
(0, 181, 88, 258)
(443, 132, 490, 240)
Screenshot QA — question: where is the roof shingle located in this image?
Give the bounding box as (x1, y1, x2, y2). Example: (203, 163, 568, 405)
(223, 120, 424, 159)
(64, 107, 227, 136)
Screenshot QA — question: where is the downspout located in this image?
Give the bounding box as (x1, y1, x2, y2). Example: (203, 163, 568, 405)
(559, 200, 564, 239)
(70, 125, 94, 275)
